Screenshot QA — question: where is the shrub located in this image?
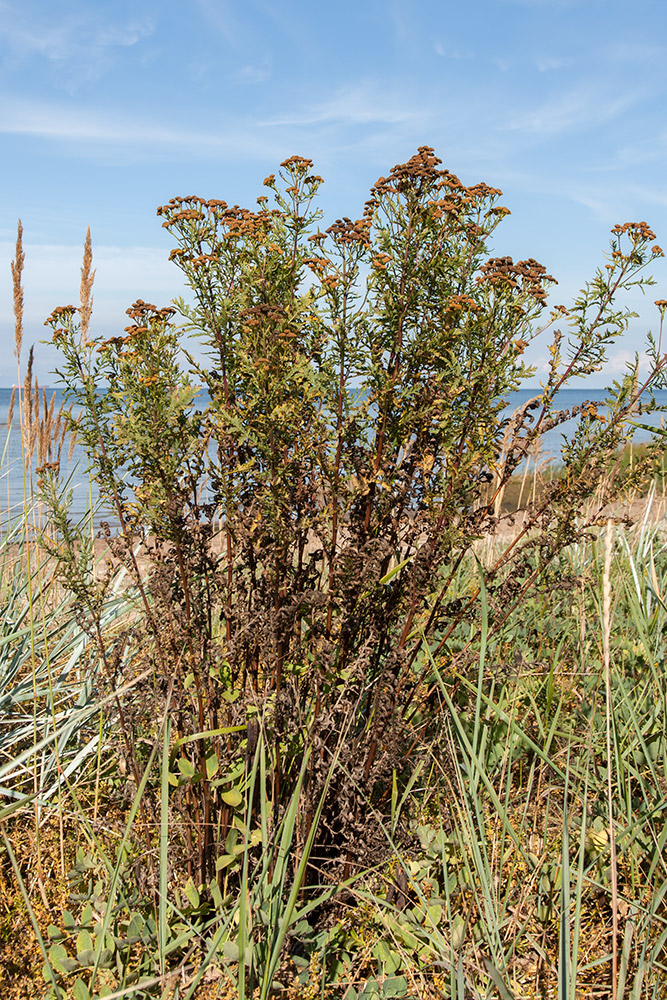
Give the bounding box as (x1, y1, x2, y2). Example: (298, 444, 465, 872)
(41, 147, 666, 890)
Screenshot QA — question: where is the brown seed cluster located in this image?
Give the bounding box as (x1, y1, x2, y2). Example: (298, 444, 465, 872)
(370, 146, 444, 198)
(96, 301, 176, 353)
(17, 343, 71, 468)
(325, 216, 371, 246)
(46, 304, 78, 322)
(240, 302, 287, 329)
(478, 257, 555, 303)
(611, 221, 657, 241)
(280, 154, 314, 173)
(125, 299, 175, 323)
(371, 253, 392, 270)
(361, 147, 508, 249)
(445, 294, 479, 314)
(303, 256, 331, 276)
(45, 304, 78, 341)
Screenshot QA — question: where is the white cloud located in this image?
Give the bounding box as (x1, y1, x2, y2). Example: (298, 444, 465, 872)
(191, 0, 240, 47)
(536, 55, 572, 72)
(0, 98, 285, 161)
(0, 2, 154, 88)
(505, 87, 640, 136)
(604, 41, 667, 66)
(434, 41, 473, 60)
(0, 100, 201, 144)
(232, 62, 272, 85)
(260, 82, 427, 128)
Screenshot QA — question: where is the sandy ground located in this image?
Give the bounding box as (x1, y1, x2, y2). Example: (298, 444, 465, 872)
(3, 492, 666, 591)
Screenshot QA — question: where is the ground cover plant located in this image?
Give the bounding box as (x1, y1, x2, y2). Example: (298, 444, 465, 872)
(2, 147, 667, 998)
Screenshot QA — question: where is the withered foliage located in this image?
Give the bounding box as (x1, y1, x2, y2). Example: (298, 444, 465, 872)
(43, 148, 666, 890)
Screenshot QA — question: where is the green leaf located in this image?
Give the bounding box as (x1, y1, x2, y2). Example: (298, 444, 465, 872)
(215, 853, 236, 870)
(184, 877, 200, 908)
(48, 942, 80, 974)
(451, 913, 466, 950)
(205, 750, 219, 780)
(72, 978, 91, 1000)
(209, 879, 224, 909)
(379, 556, 412, 586)
(177, 757, 196, 779)
(97, 947, 115, 969)
(221, 940, 239, 962)
(382, 976, 409, 998)
(76, 929, 94, 957)
(221, 788, 243, 808)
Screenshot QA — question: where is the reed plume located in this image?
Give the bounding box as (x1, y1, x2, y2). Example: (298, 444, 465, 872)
(22, 347, 35, 465)
(11, 221, 24, 362)
(79, 227, 95, 345)
(7, 387, 16, 430)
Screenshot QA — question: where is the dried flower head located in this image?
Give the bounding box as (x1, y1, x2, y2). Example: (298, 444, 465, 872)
(11, 221, 24, 362)
(79, 226, 96, 345)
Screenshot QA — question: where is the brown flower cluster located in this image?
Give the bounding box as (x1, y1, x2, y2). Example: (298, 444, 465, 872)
(280, 154, 314, 173)
(45, 304, 78, 341)
(125, 300, 175, 323)
(478, 257, 555, 303)
(370, 146, 444, 198)
(46, 304, 77, 324)
(240, 302, 287, 329)
(445, 294, 479, 314)
(371, 253, 392, 270)
(303, 256, 330, 276)
(96, 301, 176, 353)
(326, 216, 371, 247)
(158, 197, 277, 243)
(611, 221, 657, 241)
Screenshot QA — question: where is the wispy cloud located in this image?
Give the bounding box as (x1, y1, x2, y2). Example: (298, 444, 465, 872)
(434, 41, 473, 60)
(260, 82, 428, 128)
(604, 41, 667, 66)
(191, 0, 241, 47)
(0, 99, 284, 161)
(0, 1, 154, 87)
(505, 87, 641, 136)
(0, 100, 205, 144)
(536, 54, 572, 72)
(232, 61, 272, 85)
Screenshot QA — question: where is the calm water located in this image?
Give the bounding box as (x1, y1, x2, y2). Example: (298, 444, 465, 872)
(0, 386, 665, 530)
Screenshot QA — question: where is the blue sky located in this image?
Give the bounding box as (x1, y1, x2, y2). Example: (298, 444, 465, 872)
(1, 0, 666, 385)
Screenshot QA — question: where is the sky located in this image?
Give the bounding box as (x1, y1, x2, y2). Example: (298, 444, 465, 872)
(1, 0, 666, 386)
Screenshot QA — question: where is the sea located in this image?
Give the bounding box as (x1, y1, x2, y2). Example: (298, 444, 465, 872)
(0, 386, 665, 531)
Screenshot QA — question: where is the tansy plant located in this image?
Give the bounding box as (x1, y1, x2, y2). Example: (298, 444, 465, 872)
(41, 148, 666, 891)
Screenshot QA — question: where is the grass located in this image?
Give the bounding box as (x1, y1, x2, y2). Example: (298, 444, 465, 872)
(1, 467, 667, 998)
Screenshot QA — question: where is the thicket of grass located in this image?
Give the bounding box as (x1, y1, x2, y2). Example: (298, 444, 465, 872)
(2, 486, 667, 999)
